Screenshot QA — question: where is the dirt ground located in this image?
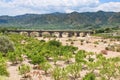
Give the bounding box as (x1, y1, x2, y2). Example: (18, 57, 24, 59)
(7, 35, 120, 80)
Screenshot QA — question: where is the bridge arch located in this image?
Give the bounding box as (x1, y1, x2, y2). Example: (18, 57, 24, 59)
(30, 32, 39, 37)
(7, 30, 93, 38)
(20, 32, 29, 36)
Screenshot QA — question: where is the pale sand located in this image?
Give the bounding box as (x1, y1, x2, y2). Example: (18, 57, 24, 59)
(7, 36, 120, 80)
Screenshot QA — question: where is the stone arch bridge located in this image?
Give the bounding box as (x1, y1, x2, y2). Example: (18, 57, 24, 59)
(7, 30, 93, 37)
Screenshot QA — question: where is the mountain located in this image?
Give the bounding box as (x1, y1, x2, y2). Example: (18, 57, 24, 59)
(0, 11, 119, 30)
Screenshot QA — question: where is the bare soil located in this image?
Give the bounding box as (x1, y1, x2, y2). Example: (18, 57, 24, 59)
(7, 36, 120, 80)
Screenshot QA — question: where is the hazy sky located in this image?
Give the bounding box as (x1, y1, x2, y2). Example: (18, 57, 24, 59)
(0, 0, 120, 16)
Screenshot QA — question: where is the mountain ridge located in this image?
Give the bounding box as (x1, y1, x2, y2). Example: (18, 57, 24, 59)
(0, 11, 120, 30)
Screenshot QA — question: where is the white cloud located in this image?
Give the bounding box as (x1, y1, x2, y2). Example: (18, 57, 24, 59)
(95, 2, 120, 12)
(65, 9, 75, 13)
(0, 0, 120, 16)
(11, 0, 99, 7)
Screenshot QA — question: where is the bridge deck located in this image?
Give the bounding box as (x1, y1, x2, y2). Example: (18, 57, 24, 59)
(7, 30, 93, 33)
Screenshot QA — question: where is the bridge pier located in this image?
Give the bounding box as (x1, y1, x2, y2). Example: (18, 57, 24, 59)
(27, 32, 31, 37)
(68, 32, 74, 37)
(49, 32, 54, 37)
(38, 32, 42, 37)
(82, 32, 88, 37)
(59, 32, 63, 37)
(76, 32, 80, 37)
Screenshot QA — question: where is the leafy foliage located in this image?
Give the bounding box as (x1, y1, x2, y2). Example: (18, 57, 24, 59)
(0, 36, 14, 55)
(83, 72, 95, 80)
(40, 62, 52, 74)
(18, 64, 30, 75)
(52, 67, 68, 80)
(75, 50, 86, 63)
(47, 40, 62, 47)
(0, 54, 9, 76)
(67, 63, 82, 79)
(31, 54, 46, 65)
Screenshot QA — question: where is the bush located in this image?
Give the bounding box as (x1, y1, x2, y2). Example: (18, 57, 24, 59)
(52, 67, 62, 80)
(7, 51, 23, 64)
(0, 36, 14, 55)
(48, 40, 61, 47)
(75, 50, 86, 63)
(93, 41, 99, 44)
(80, 39, 84, 43)
(18, 64, 30, 75)
(67, 63, 81, 79)
(0, 65, 9, 76)
(39, 62, 52, 74)
(0, 56, 9, 76)
(52, 67, 68, 80)
(83, 72, 95, 80)
(31, 54, 46, 65)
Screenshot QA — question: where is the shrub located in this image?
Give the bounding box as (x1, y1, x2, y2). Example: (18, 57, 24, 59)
(75, 50, 86, 63)
(80, 39, 84, 43)
(0, 65, 9, 76)
(0, 36, 14, 55)
(67, 63, 82, 79)
(48, 40, 61, 47)
(93, 41, 99, 44)
(83, 72, 95, 80)
(52, 67, 62, 80)
(105, 47, 109, 50)
(52, 67, 68, 80)
(0, 56, 9, 76)
(18, 64, 30, 75)
(71, 41, 74, 44)
(81, 42, 83, 45)
(31, 54, 46, 65)
(39, 62, 52, 74)
(7, 51, 23, 64)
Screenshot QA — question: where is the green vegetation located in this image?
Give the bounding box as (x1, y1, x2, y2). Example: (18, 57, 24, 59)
(0, 11, 120, 30)
(67, 63, 82, 79)
(93, 27, 120, 40)
(93, 33, 120, 40)
(0, 32, 120, 80)
(0, 36, 14, 55)
(106, 44, 120, 52)
(75, 50, 86, 63)
(40, 62, 52, 74)
(18, 64, 30, 76)
(52, 67, 68, 80)
(83, 72, 95, 80)
(0, 55, 9, 76)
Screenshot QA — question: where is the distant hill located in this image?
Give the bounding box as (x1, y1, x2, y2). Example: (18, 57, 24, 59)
(0, 11, 120, 30)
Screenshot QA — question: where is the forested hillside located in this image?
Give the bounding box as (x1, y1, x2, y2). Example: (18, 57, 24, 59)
(0, 11, 120, 30)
